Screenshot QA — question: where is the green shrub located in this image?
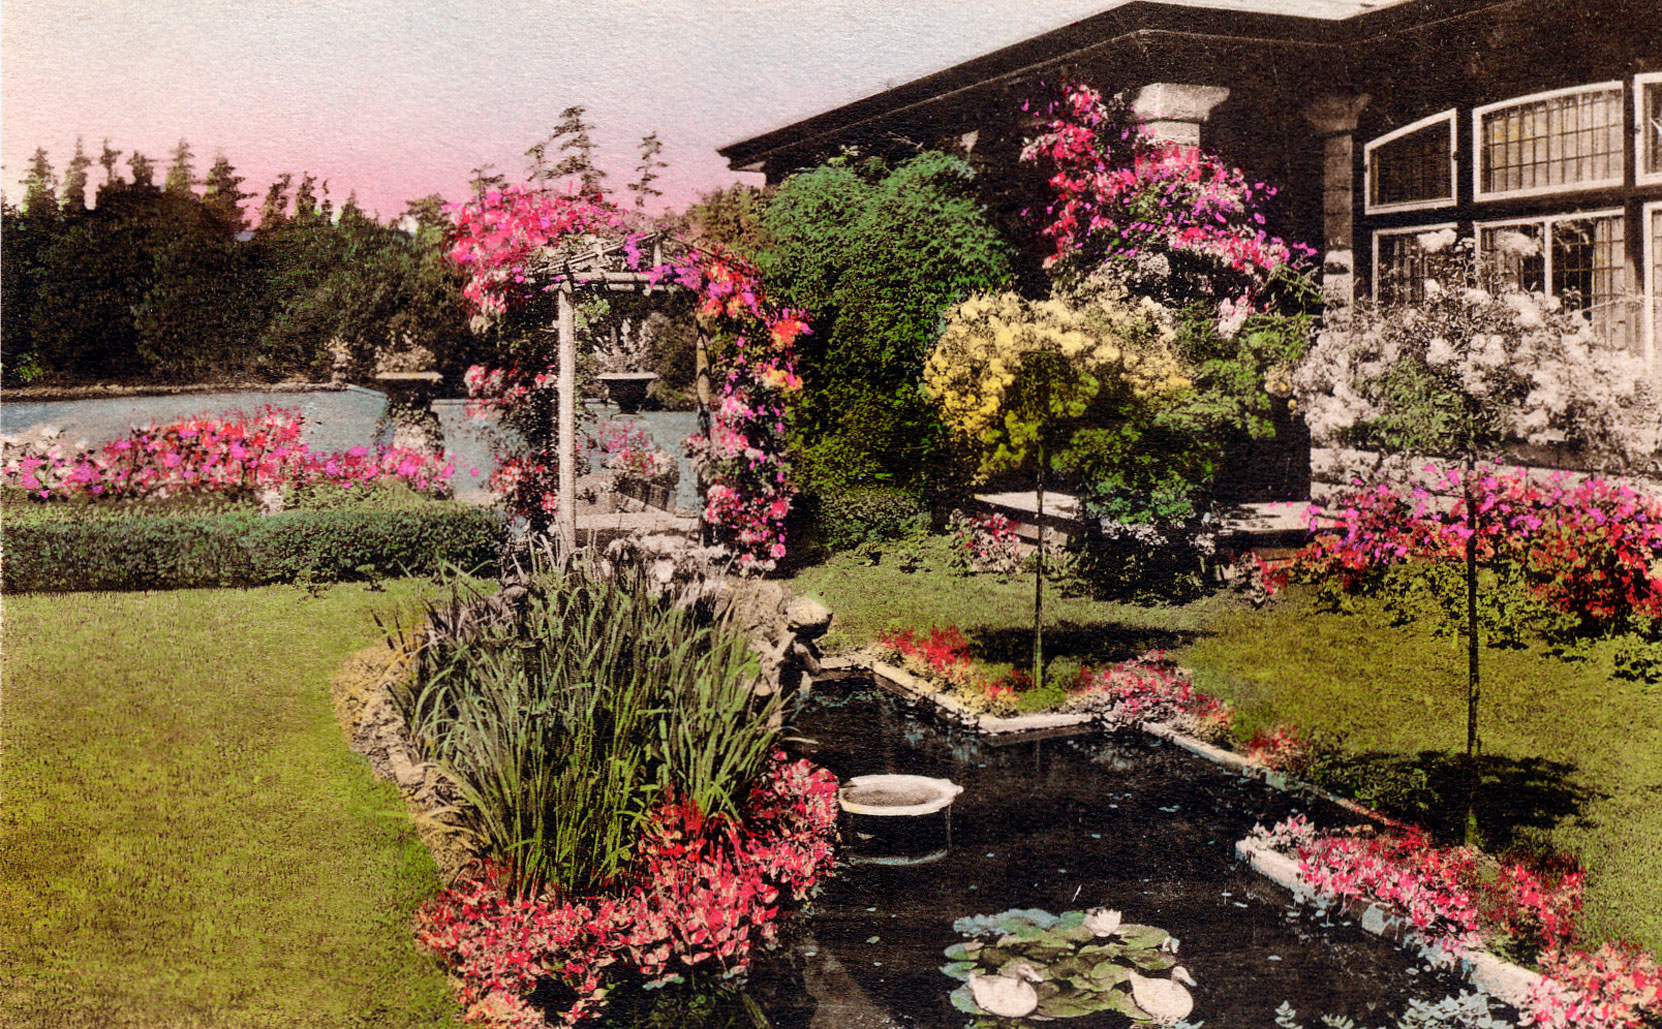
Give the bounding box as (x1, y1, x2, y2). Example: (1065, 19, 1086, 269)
(809, 486, 926, 553)
(394, 564, 775, 891)
(2, 505, 504, 592)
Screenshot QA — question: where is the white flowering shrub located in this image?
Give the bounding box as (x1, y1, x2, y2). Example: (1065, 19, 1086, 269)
(1294, 231, 1659, 467)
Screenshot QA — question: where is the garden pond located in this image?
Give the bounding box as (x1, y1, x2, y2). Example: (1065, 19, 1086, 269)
(767, 676, 1516, 1029)
(0, 389, 700, 509)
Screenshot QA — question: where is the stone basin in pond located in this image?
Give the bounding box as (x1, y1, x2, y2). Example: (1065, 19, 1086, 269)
(839, 773, 961, 815)
(839, 774, 963, 867)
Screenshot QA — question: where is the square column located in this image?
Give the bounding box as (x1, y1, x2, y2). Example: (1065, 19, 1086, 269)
(1301, 95, 1371, 310)
(1132, 83, 1230, 147)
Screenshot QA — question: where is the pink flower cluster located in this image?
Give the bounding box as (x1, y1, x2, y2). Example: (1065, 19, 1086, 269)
(2, 407, 453, 501)
(1294, 467, 1662, 626)
(414, 755, 839, 1028)
(1020, 82, 1313, 308)
(663, 249, 806, 570)
(591, 420, 675, 482)
(1061, 651, 1234, 739)
(448, 185, 626, 316)
(948, 512, 1023, 575)
(1527, 941, 1662, 1029)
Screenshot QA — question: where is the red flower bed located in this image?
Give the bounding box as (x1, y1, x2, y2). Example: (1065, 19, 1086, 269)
(413, 754, 839, 1027)
(875, 626, 1024, 714)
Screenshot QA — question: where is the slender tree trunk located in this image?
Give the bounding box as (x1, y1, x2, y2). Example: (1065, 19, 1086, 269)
(1034, 443, 1046, 693)
(1465, 459, 1479, 759)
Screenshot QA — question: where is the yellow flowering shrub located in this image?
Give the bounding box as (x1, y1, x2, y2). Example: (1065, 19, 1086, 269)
(923, 289, 1187, 477)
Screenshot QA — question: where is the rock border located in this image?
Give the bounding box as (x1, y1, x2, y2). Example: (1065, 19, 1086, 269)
(816, 649, 1545, 1013)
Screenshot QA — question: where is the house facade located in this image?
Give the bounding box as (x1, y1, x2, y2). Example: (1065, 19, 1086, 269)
(720, 0, 1662, 374)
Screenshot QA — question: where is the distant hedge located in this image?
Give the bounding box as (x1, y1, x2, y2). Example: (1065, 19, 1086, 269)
(2, 506, 505, 592)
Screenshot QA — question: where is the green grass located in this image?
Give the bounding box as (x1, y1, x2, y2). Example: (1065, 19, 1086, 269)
(791, 540, 1662, 954)
(1175, 586, 1662, 954)
(0, 581, 461, 1029)
(788, 533, 1229, 660)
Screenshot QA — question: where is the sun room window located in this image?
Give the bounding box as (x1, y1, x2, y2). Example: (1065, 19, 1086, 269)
(1473, 83, 1623, 200)
(1365, 110, 1455, 213)
(1372, 223, 1457, 306)
(1478, 211, 1637, 351)
(1639, 74, 1662, 187)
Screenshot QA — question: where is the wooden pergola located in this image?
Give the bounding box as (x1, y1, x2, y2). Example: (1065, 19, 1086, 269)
(528, 233, 710, 557)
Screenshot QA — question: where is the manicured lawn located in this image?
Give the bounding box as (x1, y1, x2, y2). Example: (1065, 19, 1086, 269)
(791, 543, 1662, 955)
(0, 581, 460, 1029)
(1176, 588, 1662, 955)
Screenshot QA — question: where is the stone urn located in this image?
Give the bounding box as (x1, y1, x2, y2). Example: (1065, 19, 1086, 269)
(374, 370, 445, 454)
(596, 372, 659, 414)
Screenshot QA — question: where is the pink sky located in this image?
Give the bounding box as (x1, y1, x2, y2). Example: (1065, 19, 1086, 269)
(3, 0, 1119, 223)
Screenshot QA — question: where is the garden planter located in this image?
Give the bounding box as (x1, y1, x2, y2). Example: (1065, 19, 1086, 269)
(596, 372, 658, 414)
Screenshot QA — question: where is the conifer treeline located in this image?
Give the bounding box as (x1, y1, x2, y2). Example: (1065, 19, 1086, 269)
(2, 138, 473, 385)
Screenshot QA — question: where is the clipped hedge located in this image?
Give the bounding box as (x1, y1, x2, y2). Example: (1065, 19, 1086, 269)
(2, 506, 505, 592)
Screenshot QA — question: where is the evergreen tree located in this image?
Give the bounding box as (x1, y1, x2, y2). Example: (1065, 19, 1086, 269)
(164, 139, 196, 195)
(22, 148, 57, 215)
(292, 173, 321, 221)
(128, 151, 156, 188)
(628, 131, 666, 211)
(97, 139, 123, 188)
(61, 138, 93, 212)
(201, 155, 253, 230)
(551, 105, 605, 194)
(257, 173, 293, 229)
(467, 163, 507, 203)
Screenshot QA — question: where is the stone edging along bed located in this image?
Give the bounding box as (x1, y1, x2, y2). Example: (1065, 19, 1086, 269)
(817, 651, 1544, 1012)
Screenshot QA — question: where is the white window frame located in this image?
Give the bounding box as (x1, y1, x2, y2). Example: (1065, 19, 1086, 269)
(1364, 109, 1457, 215)
(1644, 200, 1661, 367)
(1371, 221, 1459, 304)
(1472, 81, 1625, 202)
(1637, 72, 1662, 188)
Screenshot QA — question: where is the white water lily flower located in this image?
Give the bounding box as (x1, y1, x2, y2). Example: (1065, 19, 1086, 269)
(1083, 907, 1123, 937)
(968, 964, 1043, 1018)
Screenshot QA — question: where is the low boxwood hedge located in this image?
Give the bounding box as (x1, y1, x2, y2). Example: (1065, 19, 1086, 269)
(2, 505, 505, 592)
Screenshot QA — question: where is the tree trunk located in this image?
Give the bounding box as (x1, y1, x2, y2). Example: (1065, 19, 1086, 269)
(1034, 445, 1046, 694)
(1465, 462, 1479, 759)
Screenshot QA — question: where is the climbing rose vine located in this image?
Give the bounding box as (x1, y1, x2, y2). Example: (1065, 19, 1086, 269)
(450, 187, 805, 567)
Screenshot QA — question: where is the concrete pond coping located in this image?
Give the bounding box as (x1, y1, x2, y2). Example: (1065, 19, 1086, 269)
(815, 649, 1548, 1013)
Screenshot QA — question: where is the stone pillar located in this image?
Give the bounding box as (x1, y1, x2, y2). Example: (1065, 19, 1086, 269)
(1302, 94, 1371, 310)
(1132, 83, 1231, 147)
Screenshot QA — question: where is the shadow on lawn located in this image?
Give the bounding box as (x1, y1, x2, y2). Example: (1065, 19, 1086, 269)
(1313, 750, 1604, 855)
(968, 620, 1205, 668)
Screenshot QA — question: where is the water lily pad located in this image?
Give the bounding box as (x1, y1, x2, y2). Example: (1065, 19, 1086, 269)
(1056, 910, 1088, 929)
(954, 908, 1059, 936)
(1115, 924, 1169, 949)
(940, 960, 977, 981)
(949, 984, 982, 1014)
(1089, 960, 1131, 986)
(1038, 990, 1118, 1018)
(944, 941, 983, 961)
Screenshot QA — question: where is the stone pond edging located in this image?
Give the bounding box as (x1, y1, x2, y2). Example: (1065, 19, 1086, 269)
(817, 649, 1546, 1013)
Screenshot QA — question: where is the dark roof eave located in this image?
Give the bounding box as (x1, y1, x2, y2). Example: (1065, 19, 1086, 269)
(718, 0, 1348, 170)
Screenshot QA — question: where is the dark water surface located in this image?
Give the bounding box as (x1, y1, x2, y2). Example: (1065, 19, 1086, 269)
(781, 680, 1505, 1028)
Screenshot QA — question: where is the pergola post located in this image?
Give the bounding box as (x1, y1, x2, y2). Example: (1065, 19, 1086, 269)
(557, 281, 578, 562)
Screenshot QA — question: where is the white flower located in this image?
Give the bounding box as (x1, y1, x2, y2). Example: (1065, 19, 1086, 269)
(1425, 337, 1456, 367)
(1460, 287, 1491, 307)
(1416, 228, 1457, 253)
(1083, 907, 1123, 937)
(1495, 230, 1540, 257)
